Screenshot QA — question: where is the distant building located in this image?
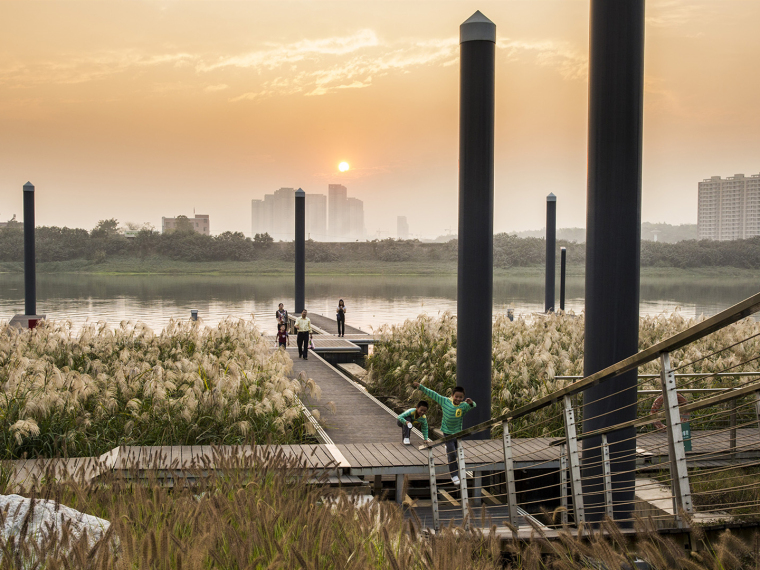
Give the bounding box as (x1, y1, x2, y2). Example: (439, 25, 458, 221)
(162, 214, 210, 235)
(698, 173, 760, 240)
(306, 193, 327, 240)
(328, 184, 348, 239)
(347, 197, 364, 240)
(397, 216, 409, 240)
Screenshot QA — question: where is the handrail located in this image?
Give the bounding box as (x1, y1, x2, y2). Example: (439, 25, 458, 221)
(563, 378, 760, 444)
(420, 291, 760, 450)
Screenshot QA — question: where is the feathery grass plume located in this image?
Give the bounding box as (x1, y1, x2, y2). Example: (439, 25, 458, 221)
(0, 318, 320, 459)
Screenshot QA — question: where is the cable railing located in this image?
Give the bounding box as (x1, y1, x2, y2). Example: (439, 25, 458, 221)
(419, 291, 760, 531)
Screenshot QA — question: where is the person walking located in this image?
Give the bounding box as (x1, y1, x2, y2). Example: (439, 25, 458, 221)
(276, 323, 289, 350)
(336, 299, 347, 337)
(294, 309, 312, 359)
(276, 303, 288, 333)
(412, 381, 476, 486)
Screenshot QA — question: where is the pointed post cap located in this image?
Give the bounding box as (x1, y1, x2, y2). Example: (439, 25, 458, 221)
(460, 11, 496, 44)
(295, 188, 305, 197)
(23, 182, 34, 192)
(547, 192, 556, 202)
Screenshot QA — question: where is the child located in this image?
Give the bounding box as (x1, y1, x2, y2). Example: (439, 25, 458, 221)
(412, 381, 476, 486)
(276, 323, 289, 350)
(397, 401, 430, 445)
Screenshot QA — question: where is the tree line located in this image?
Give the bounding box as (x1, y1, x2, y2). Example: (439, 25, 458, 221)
(1, 218, 760, 268)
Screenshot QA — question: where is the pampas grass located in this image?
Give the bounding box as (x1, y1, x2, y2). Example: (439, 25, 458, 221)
(0, 318, 319, 459)
(367, 311, 760, 437)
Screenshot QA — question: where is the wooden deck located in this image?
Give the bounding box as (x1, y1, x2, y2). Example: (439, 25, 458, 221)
(289, 350, 425, 445)
(264, 336, 363, 353)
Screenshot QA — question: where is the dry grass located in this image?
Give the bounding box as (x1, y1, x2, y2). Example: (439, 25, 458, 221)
(0, 318, 321, 459)
(0, 448, 504, 569)
(366, 311, 760, 437)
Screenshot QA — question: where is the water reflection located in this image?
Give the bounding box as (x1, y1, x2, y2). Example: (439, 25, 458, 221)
(0, 273, 757, 332)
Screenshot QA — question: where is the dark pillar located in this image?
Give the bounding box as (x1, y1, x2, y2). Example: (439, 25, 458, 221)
(582, 1, 645, 526)
(23, 182, 36, 316)
(457, 11, 495, 436)
(545, 193, 556, 312)
(295, 188, 305, 313)
(560, 247, 567, 312)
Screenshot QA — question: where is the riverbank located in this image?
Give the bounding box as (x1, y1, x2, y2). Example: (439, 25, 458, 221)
(2, 257, 760, 281)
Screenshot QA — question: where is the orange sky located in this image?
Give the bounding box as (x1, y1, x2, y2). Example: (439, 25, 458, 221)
(1, 1, 759, 238)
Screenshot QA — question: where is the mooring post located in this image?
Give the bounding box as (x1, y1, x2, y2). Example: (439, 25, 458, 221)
(457, 11, 495, 436)
(295, 188, 305, 313)
(23, 182, 36, 317)
(545, 193, 556, 313)
(581, 0, 645, 526)
(560, 247, 567, 312)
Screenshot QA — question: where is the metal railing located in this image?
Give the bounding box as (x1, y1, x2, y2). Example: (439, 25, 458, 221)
(419, 292, 760, 531)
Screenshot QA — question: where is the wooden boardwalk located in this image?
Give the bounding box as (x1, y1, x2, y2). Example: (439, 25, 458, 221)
(289, 350, 424, 445)
(305, 313, 366, 336)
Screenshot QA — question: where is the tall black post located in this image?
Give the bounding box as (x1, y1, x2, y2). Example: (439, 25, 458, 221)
(295, 188, 305, 313)
(582, 1, 645, 526)
(23, 182, 36, 316)
(559, 247, 567, 312)
(544, 193, 556, 313)
(457, 11, 495, 436)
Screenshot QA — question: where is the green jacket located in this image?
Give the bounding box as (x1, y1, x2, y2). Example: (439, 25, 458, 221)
(417, 384, 476, 435)
(398, 408, 429, 440)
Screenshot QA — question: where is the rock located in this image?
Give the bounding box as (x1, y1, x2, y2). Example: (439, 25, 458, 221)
(0, 494, 110, 552)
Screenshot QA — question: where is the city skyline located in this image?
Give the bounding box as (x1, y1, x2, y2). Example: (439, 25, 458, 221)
(2, 2, 760, 238)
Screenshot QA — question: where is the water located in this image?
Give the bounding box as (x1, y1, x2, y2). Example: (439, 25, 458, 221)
(0, 273, 757, 333)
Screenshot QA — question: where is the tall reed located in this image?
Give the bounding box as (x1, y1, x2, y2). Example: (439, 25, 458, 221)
(0, 318, 321, 459)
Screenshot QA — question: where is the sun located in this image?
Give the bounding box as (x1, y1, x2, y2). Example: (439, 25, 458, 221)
(338, 161, 349, 172)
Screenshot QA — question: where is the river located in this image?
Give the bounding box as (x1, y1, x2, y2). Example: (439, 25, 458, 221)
(0, 273, 757, 332)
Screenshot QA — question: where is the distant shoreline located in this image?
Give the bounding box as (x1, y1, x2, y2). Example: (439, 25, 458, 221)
(1, 258, 759, 281)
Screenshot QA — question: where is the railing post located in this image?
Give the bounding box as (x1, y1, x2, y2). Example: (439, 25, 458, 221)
(501, 420, 519, 527)
(428, 448, 440, 531)
(601, 434, 614, 520)
(755, 391, 760, 434)
(456, 443, 470, 528)
(563, 395, 585, 524)
(559, 442, 569, 526)
(729, 397, 737, 456)
(659, 352, 693, 525)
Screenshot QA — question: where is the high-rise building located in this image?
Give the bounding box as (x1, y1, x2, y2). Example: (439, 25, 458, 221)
(698, 173, 760, 240)
(306, 193, 327, 240)
(397, 216, 409, 239)
(328, 184, 348, 239)
(270, 187, 295, 241)
(347, 197, 364, 240)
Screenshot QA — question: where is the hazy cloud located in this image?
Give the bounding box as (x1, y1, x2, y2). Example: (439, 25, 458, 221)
(647, 0, 708, 28)
(204, 84, 229, 92)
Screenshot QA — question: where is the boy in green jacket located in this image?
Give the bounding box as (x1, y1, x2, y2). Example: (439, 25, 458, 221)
(397, 401, 430, 445)
(412, 381, 476, 485)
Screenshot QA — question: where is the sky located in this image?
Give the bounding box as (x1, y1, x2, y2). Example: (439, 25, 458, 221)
(1, 1, 759, 239)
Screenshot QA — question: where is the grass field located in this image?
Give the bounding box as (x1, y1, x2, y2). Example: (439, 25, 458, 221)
(3, 257, 760, 280)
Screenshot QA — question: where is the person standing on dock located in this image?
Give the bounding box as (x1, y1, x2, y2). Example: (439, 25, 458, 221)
(276, 303, 288, 333)
(336, 299, 347, 337)
(412, 381, 476, 486)
(397, 401, 430, 445)
(294, 309, 312, 360)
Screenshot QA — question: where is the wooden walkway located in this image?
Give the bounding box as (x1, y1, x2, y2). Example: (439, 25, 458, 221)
(305, 313, 366, 336)
(289, 350, 424, 445)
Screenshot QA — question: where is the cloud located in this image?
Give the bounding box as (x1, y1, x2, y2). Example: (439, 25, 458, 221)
(498, 38, 588, 81)
(204, 84, 229, 92)
(646, 0, 709, 28)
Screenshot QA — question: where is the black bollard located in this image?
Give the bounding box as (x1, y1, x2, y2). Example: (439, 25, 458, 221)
(457, 11, 495, 436)
(545, 193, 556, 313)
(23, 182, 36, 317)
(582, 0, 645, 526)
(295, 188, 305, 314)
(559, 247, 567, 312)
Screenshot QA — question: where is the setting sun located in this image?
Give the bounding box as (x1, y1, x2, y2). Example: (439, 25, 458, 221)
(338, 162, 349, 172)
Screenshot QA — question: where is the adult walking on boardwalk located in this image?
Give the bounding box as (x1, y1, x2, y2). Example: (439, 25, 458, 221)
(336, 299, 347, 337)
(294, 309, 312, 360)
(276, 303, 288, 333)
